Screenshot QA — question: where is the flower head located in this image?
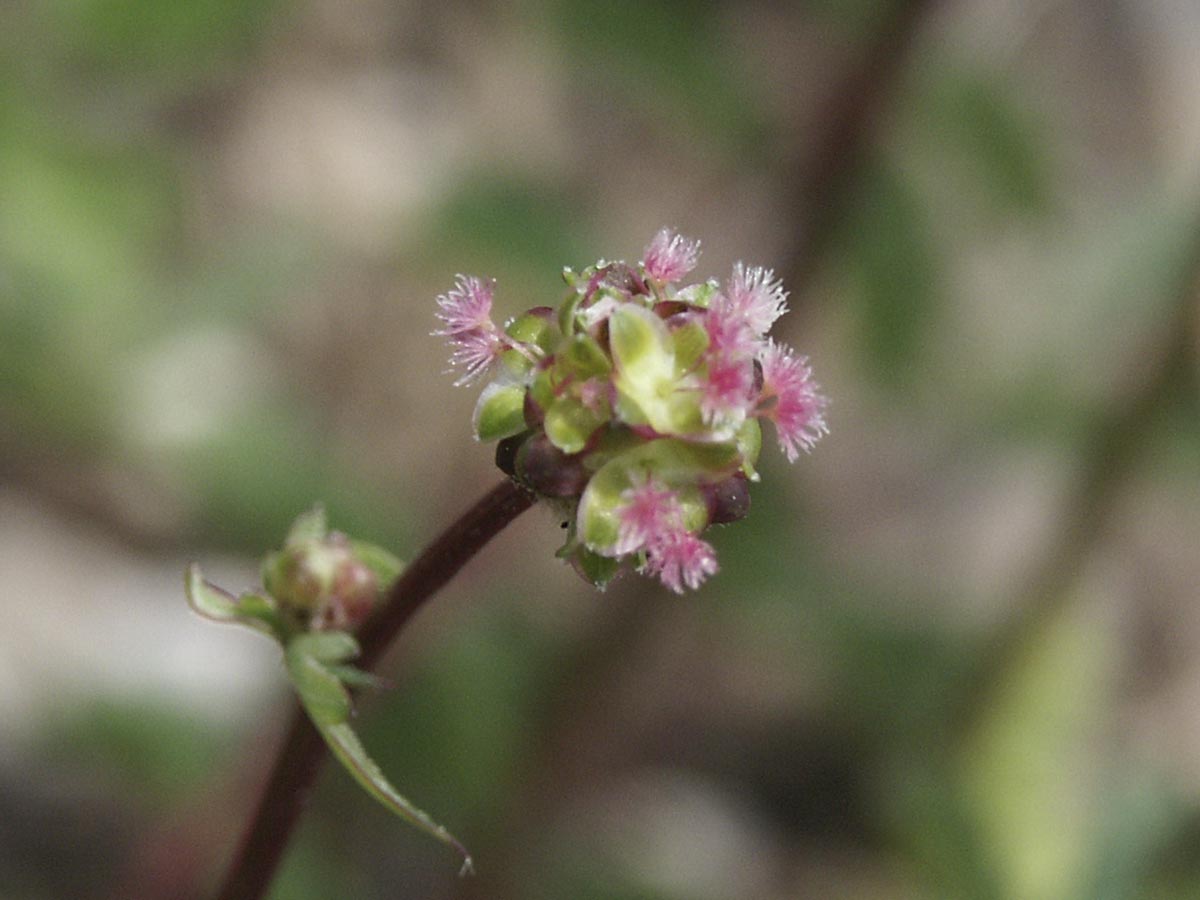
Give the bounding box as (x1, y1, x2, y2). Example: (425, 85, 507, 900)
(614, 476, 683, 556)
(724, 263, 788, 337)
(446, 328, 505, 387)
(642, 228, 700, 284)
(757, 339, 828, 462)
(434, 275, 496, 336)
(436, 229, 827, 592)
(641, 530, 719, 594)
(698, 353, 754, 430)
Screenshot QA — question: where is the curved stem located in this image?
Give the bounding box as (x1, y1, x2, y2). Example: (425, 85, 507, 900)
(213, 479, 535, 900)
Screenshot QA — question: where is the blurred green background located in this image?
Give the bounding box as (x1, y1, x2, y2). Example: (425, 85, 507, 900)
(3, 0, 1200, 898)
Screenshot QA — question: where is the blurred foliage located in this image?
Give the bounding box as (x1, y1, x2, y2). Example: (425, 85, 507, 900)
(34, 700, 229, 808)
(421, 172, 596, 290)
(542, 0, 770, 152)
(913, 66, 1055, 220)
(32, 0, 280, 82)
(836, 157, 943, 386)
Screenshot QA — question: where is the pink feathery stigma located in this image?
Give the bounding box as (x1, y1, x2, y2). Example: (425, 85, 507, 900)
(447, 328, 505, 387)
(642, 228, 701, 284)
(703, 299, 755, 358)
(434, 275, 496, 335)
(614, 477, 683, 556)
(723, 263, 788, 337)
(700, 353, 754, 427)
(577, 378, 610, 413)
(641, 530, 719, 594)
(757, 339, 828, 462)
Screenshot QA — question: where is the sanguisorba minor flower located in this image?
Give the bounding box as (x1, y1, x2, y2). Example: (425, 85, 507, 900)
(434, 228, 828, 593)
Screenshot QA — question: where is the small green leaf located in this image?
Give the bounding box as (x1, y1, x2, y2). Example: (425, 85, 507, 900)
(609, 305, 709, 437)
(284, 631, 473, 872)
(322, 722, 474, 875)
(610, 304, 674, 389)
(327, 664, 388, 691)
(286, 634, 355, 726)
(235, 592, 284, 635)
(529, 368, 557, 415)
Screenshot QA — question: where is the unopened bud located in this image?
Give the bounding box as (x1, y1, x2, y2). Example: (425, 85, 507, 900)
(515, 433, 589, 497)
(266, 531, 378, 630)
(314, 550, 378, 630)
(702, 474, 751, 525)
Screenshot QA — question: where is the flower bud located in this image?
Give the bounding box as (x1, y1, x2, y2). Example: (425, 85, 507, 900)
(703, 474, 752, 525)
(495, 432, 525, 477)
(262, 508, 381, 631)
(515, 433, 589, 498)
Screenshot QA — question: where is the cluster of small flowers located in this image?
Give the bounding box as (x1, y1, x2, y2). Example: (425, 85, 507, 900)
(435, 228, 827, 593)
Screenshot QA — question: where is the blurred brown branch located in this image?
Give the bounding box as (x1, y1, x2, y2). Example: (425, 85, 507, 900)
(950, 210, 1200, 738)
(780, 0, 947, 304)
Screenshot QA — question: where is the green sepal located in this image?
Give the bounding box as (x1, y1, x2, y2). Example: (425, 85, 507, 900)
(577, 425, 645, 473)
(185, 563, 240, 621)
(610, 304, 673, 388)
(671, 319, 710, 373)
(185, 564, 283, 639)
(348, 539, 404, 589)
(498, 348, 534, 379)
(735, 417, 762, 480)
(609, 304, 672, 429)
(558, 287, 583, 336)
(473, 382, 528, 442)
(674, 278, 719, 308)
(262, 505, 328, 599)
(573, 546, 622, 588)
(327, 664, 388, 691)
(609, 304, 705, 437)
(529, 368, 557, 414)
(559, 334, 611, 380)
(505, 311, 557, 353)
(544, 395, 607, 455)
(285, 632, 473, 874)
(285, 504, 328, 546)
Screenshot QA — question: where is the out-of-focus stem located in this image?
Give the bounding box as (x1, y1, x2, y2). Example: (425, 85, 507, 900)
(951, 235, 1200, 736)
(779, 0, 946, 304)
(213, 479, 534, 900)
